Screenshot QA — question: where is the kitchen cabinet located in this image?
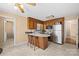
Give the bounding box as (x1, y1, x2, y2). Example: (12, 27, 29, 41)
(38, 37, 48, 49)
(43, 17, 64, 29)
(27, 17, 37, 29)
(27, 17, 43, 29)
(28, 33, 49, 50)
(27, 17, 64, 31)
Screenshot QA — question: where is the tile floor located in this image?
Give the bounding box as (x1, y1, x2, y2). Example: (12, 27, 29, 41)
(0, 42, 79, 56)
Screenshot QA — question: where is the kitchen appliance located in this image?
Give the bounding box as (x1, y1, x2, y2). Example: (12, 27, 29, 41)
(46, 25, 52, 29)
(53, 24, 62, 44)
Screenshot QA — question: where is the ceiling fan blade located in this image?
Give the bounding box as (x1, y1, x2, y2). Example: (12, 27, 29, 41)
(27, 3, 36, 6)
(15, 3, 25, 13)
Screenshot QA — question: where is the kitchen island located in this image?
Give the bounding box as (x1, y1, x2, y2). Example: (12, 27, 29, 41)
(27, 33, 50, 50)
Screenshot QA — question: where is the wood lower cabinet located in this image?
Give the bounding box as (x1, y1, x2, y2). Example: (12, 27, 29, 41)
(38, 37, 48, 49)
(28, 35, 48, 50)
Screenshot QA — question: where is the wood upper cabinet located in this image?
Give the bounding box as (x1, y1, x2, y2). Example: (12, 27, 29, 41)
(27, 17, 37, 29)
(27, 17, 64, 29)
(43, 17, 64, 29)
(27, 17, 44, 29)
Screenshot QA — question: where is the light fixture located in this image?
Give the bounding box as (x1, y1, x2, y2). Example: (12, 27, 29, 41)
(15, 3, 25, 13)
(46, 15, 54, 19)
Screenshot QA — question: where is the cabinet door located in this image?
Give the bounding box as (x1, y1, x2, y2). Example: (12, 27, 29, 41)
(27, 19, 37, 29)
(33, 20, 37, 29)
(29, 20, 34, 29)
(38, 37, 48, 49)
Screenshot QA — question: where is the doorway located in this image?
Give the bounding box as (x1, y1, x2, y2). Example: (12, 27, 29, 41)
(5, 21, 14, 48)
(64, 18, 78, 48)
(3, 17, 16, 48)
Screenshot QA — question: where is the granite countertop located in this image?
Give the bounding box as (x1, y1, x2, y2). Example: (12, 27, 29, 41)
(28, 33, 50, 37)
(25, 29, 51, 37)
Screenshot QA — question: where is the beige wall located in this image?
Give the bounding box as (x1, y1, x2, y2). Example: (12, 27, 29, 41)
(0, 12, 28, 45)
(16, 16, 28, 44)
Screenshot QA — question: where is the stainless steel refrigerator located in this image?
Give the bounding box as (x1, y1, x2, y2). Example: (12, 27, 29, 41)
(0, 18, 4, 54)
(53, 24, 62, 44)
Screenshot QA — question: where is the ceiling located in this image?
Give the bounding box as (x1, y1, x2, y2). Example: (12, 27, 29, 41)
(0, 3, 79, 20)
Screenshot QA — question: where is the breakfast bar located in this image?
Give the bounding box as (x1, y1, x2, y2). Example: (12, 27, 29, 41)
(28, 33, 50, 50)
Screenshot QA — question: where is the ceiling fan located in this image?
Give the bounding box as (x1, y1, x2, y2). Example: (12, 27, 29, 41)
(46, 15, 54, 19)
(15, 3, 36, 13)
